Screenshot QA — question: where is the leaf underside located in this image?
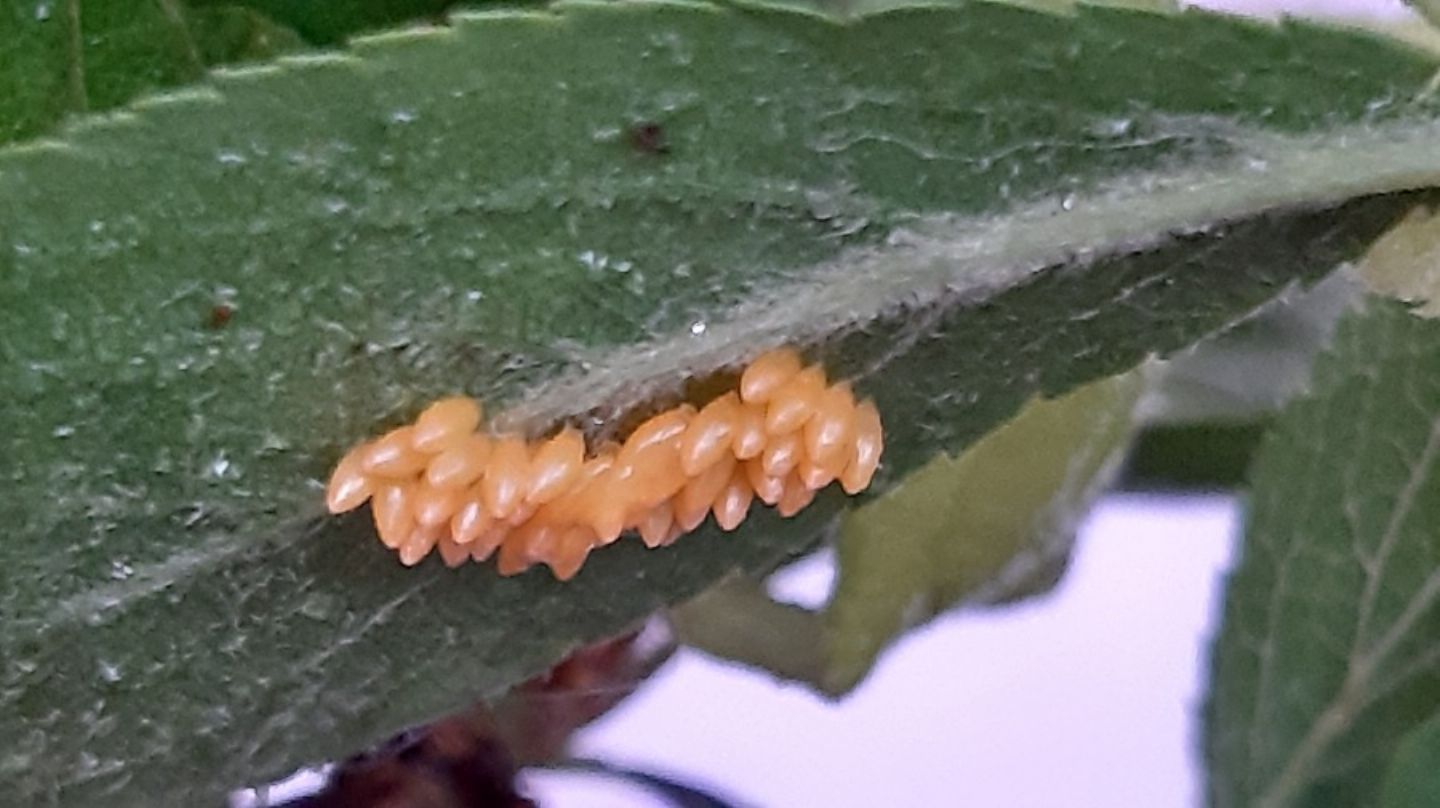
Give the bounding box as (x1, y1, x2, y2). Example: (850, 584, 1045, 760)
(1206, 300, 1440, 808)
(2, 1, 1440, 803)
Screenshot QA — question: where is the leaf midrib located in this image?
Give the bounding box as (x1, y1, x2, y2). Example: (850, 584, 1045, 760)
(508, 115, 1440, 432)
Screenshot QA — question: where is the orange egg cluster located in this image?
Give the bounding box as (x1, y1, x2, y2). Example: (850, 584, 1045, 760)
(325, 348, 883, 581)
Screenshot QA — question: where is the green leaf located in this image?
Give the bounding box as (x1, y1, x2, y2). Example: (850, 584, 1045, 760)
(187, 0, 472, 45)
(1205, 299, 1440, 808)
(0, 0, 303, 146)
(1134, 200, 1440, 491)
(1379, 710, 1440, 808)
(675, 368, 1144, 695)
(4, 1, 1440, 803)
(1121, 422, 1268, 490)
(1148, 272, 1363, 426)
(1125, 272, 1359, 492)
(1404, 0, 1440, 32)
(185, 5, 308, 63)
(1361, 202, 1440, 316)
(821, 369, 1144, 692)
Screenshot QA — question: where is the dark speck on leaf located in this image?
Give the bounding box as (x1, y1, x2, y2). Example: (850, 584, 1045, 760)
(208, 304, 233, 330)
(626, 122, 670, 156)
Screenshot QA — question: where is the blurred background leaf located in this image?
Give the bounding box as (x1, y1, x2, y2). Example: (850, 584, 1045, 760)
(1121, 272, 1360, 491)
(821, 370, 1145, 694)
(1361, 203, 1440, 316)
(187, 0, 477, 45)
(1129, 199, 1440, 492)
(1, 0, 304, 145)
(673, 369, 1145, 696)
(1379, 710, 1440, 808)
(1205, 299, 1440, 808)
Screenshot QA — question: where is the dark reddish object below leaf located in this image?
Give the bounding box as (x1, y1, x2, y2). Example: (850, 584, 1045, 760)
(265, 627, 672, 806)
(496, 623, 676, 764)
(286, 709, 534, 808)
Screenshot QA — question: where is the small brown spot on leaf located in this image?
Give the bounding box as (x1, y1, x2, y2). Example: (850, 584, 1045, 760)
(208, 304, 233, 330)
(626, 122, 670, 156)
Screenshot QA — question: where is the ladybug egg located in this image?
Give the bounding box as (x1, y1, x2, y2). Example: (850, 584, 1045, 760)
(362, 426, 429, 478)
(730, 401, 769, 460)
(574, 469, 628, 544)
(504, 502, 538, 528)
(797, 457, 836, 491)
(526, 427, 586, 505)
(399, 523, 443, 567)
(679, 392, 740, 476)
(675, 454, 736, 531)
(412, 397, 482, 453)
(435, 535, 471, 568)
(325, 345, 883, 579)
(739, 347, 803, 404)
(481, 436, 530, 521)
(468, 523, 510, 562)
(616, 436, 687, 511)
(425, 434, 492, 489)
(777, 473, 817, 518)
(545, 526, 595, 581)
(764, 366, 826, 435)
(619, 405, 695, 464)
(803, 382, 856, 466)
(450, 493, 492, 545)
(711, 466, 754, 532)
(638, 500, 676, 549)
(372, 483, 416, 549)
(497, 525, 546, 576)
(413, 484, 465, 528)
(841, 400, 883, 495)
(760, 430, 803, 479)
(744, 457, 786, 506)
(325, 442, 374, 514)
